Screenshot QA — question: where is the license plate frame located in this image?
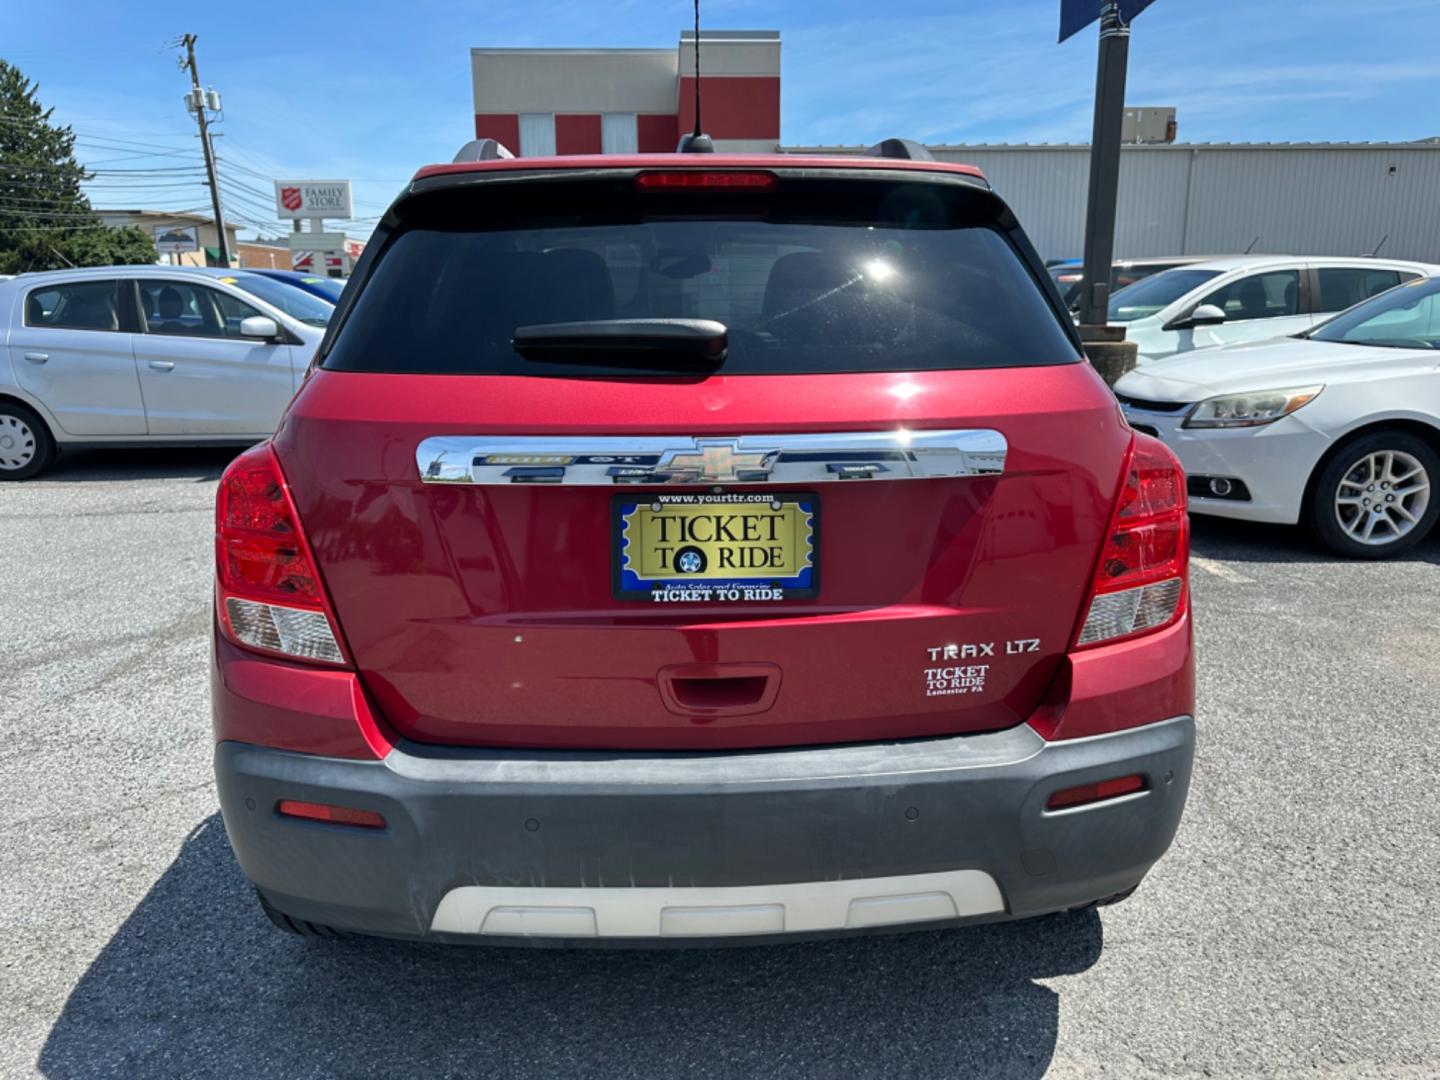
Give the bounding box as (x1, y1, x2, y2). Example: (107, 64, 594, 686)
(612, 491, 819, 603)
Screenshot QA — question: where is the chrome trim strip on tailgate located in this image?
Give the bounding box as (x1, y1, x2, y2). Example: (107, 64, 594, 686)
(416, 430, 1007, 486)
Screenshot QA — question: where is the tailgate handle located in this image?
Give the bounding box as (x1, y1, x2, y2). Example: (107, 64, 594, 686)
(657, 663, 782, 719)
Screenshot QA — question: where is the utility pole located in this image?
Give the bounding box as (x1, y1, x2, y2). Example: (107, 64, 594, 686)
(181, 34, 230, 268)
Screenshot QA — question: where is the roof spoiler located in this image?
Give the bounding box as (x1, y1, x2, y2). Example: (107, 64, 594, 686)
(865, 138, 935, 162)
(453, 138, 515, 163)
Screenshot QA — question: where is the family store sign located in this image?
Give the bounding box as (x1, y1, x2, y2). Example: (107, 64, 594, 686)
(273, 180, 353, 220)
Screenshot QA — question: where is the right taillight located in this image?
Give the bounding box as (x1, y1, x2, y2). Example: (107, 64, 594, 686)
(1074, 435, 1189, 649)
(215, 444, 346, 665)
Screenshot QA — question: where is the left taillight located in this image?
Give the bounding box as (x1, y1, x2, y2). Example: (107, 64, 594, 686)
(215, 443, 347, 665)
(1074, 434, 1189, 649)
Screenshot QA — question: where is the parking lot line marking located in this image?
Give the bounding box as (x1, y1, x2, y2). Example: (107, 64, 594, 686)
(1191, 556, 1256, 584)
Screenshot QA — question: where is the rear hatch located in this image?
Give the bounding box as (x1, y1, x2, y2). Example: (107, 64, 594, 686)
(274, 163, 1130, 750)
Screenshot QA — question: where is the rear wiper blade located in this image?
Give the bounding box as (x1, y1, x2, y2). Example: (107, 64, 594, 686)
(512, 318, 727, 366)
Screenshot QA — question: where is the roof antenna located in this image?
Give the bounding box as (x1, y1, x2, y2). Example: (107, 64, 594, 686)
(1368, 234, 1388, 257)
(677, 0, 714, 152)
(1243, 235, 1260, 254)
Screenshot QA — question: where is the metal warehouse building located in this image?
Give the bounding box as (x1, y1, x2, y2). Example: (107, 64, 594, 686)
(783, 142, 1440, 264)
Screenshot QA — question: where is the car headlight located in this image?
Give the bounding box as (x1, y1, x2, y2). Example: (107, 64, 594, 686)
(1182, 385, 1323, 429)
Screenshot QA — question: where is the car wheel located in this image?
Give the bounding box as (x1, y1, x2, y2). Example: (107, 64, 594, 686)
(0, 401, 55, 481)
(1093, 884, 1139, 907)
(1309, 431, 1440, 558)
(255, 889, 345, 938)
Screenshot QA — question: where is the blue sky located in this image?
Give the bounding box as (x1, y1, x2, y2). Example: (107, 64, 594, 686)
(3, 0, 1438, 240)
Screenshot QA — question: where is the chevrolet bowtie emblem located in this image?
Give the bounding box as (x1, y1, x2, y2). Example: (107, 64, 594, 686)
(660, 440, 779, 483)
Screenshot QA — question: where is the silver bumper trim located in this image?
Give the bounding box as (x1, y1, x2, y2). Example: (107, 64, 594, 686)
(429, 868, 1005, 937)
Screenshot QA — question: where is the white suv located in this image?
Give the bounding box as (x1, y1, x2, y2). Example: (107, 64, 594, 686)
(1107, 256, 1440, 362)
(0, 266, 329, 479)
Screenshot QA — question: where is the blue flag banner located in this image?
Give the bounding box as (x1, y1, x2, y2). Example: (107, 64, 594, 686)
(1059, 0, 1159, 42)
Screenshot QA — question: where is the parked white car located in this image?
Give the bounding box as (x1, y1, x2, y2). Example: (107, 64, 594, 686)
(1108, 256, 1440, 362)
(1115, 275, 1440, 557)
(0, 266, 329, 479)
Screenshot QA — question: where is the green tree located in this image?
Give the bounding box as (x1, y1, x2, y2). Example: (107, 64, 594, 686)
(0, 59, 157, 273)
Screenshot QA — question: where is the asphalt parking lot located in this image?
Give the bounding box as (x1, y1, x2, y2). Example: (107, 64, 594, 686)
(1, 446, 1437, 1079)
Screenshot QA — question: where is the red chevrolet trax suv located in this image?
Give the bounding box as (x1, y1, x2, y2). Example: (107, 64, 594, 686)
(212, 149, 1195, 944)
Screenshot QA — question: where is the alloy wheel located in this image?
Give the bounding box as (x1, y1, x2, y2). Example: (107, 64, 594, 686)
(1334, 449, 1431, 546)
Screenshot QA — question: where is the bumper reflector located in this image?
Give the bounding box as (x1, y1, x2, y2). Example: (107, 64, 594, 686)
(225, 597, 343, 663)
(276, 799, 386, 829)
(1047, 774, 1146, 811)
(1077, 577, 1183, 646)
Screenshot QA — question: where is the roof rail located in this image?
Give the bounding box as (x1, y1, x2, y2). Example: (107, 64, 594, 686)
(453, 138, 515, 163)
(865, 138, 935, 162)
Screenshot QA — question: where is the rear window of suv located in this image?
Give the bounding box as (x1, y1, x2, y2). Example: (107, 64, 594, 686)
(322, 173, 1080, 376)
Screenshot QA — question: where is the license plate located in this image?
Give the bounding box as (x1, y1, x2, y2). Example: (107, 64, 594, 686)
(613, 492, 818, 603)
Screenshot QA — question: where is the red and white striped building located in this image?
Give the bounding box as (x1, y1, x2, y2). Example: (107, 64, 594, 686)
(470, 30, 781, 156)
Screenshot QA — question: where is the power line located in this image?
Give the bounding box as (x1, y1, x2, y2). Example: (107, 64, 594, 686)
(218, 185, 277, 212)
(0, 195, 94, 207)
(0, 208, 117, 221)
(7, 107, 385, 248)
(76, 142, 196, 161)
(0, 114, 192, 149)
(219, 172, 279, 202)
(213, 154, 274, 183)
(82, 151, 200, 166)
(0, 222, 126, 234)
(0, 160, 206, 175)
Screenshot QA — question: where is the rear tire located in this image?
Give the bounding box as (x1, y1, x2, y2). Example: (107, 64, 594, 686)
(1307, 431, 1440, 559)
(1093, 884, 1139, 908)
(0, 401, 55, 481)
(255, 889, 346, 938)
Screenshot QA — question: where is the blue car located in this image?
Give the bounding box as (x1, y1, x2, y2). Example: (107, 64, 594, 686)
(188, 268, 336, 328)
(245, 268, 346, 304)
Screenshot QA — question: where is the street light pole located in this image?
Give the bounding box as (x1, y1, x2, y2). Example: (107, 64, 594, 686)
(1077, 0, 1129, 329)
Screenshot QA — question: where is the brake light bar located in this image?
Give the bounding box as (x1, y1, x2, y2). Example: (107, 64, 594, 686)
(635, 170, 777, 192)
(1047, 775, 1147, 811)
(1074, 435, 1189, 649)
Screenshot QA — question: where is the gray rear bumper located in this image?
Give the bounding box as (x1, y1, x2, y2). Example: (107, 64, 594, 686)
(215, 715, 1194, 944)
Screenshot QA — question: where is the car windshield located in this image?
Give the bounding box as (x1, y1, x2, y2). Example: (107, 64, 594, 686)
(1112, 262, 1186, 290)
(1048, 265, 1084, 306)
(225, 273, 333, 326)
(1308, 276, 1440, 349)
(296, 275, 345, 301)
(1107, 268, 1222, 322)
